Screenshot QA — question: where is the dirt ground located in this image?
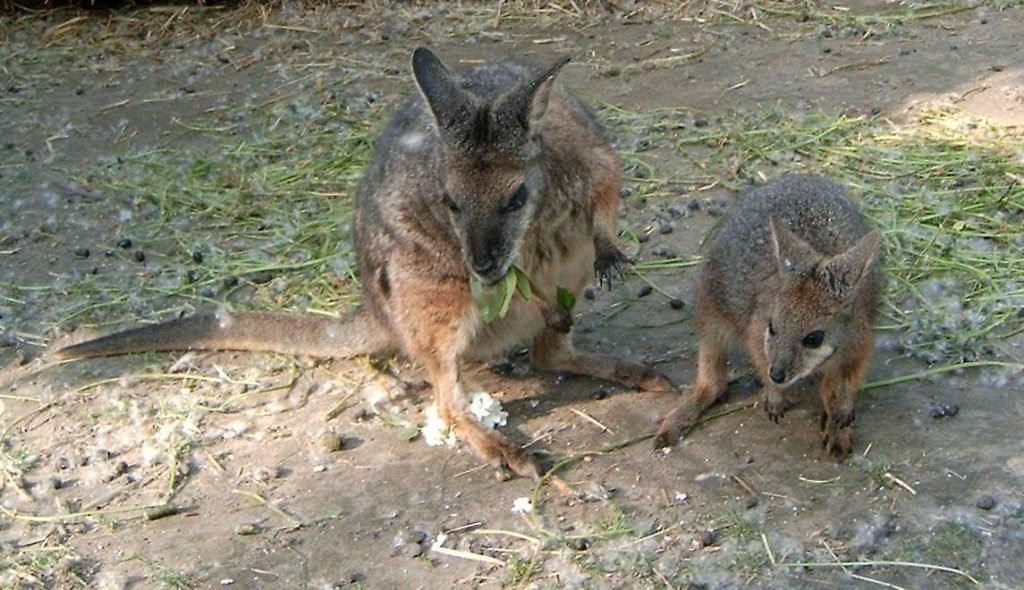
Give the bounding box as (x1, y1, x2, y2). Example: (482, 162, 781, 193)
(1, 2, 1023, 589)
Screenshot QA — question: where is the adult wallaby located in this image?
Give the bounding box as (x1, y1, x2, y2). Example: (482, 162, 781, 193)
(59, 47, 671, 479)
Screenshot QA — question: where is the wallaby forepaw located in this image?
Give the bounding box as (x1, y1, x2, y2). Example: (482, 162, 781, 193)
(763, 392, 788, 423)
(820, 410, 855, 460)
(594, 238, 628, 290)
(541, 304, 573, 334)
(822, 427, 854, 460)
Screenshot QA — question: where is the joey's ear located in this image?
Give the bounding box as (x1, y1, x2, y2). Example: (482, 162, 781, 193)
(412, 47, 474, 136)
(769, 215, 818, 277)
(818, 231, 881, 300)
(494, 56, 571, 140)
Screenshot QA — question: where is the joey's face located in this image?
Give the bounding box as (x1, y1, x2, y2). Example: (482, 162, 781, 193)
(442, 161, 541, 284)
(762, 281, 840, 388)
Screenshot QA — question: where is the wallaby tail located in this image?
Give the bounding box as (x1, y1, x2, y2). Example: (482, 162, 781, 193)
(56, 309, 393, 360)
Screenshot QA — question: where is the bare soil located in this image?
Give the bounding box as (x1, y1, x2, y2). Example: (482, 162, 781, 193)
(1, 3, 1022, 589)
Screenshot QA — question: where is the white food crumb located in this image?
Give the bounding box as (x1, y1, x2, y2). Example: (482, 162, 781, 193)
(468, 392, 508, 428)
(511, 497, 534, 514)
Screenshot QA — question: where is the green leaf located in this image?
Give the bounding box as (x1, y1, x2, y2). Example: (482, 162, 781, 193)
(471, 271, 517, 324)
(513, 265, 533, 300)
(496, 270, 516, 320)
(471, 277, 500, 323)
(556, 286, 576, 312)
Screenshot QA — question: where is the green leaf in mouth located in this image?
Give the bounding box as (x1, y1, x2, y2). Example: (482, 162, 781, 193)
(471, 267, 518, 324)
(471, 264, 574, 324)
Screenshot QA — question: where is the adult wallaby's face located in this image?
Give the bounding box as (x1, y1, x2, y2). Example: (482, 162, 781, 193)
(411, 47, 567, 284)
(441, 159, 541, 283)
(762, 217, 880, 387)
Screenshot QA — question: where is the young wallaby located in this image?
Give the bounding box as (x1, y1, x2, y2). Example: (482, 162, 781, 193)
(653, 175, 882, 459)
(58, 47, 670, 479)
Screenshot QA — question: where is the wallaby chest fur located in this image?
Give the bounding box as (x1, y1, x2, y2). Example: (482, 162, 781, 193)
(656, 175, 882, 459)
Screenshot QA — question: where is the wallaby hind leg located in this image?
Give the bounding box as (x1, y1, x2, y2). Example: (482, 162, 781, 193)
(819, 325, 873, 460)
(654, 308, 732, 448)
(393, 276, 541, 479)
(531, 328, 672, 392)
(743, 317, 788, 423)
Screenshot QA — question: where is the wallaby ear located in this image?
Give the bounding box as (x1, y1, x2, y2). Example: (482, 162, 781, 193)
(493, 56, 571, 140)
(411, 47, 474, 136)
(769, 215, 818, 277)
(818, 231, 881, 300)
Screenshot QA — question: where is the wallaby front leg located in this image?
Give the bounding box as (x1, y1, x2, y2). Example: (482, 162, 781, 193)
(654, 315, 731, 448)
(819, 335, 873, 460)
(745, 318, 788, 422)
(532, 328, 672, 392)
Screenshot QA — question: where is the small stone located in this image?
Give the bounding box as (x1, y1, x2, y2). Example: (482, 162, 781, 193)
(651, 244, 673, 258)
(698, 529, 717, 547)
(636, 232, 651, 243)
(318, 432, 346, 453)
(693, 118, 709, 128)
(224, 276, 239, 288)
(594, 388, 609, 400)
(399, 542, 423, 558)
(49, 476, 63, 490)
(235, 523, 261, 536)
(666, 206, 684, 219)
(687, 198, 701, 211)
(73, 247, 90, 258)
(117, 238, 132, 249)
(743, 495, 759, 509)
(929, 403, 960, 419)
(583, 286, 597, 300)
(636, 284, 653, 298)
(186, 270, 199, 283)
(133, 250, 145, 262)
(658, 221, 674, 235)
(192, 251, 204, 264)
(975, 494, 996, 510)
(668, 298, 685, 310)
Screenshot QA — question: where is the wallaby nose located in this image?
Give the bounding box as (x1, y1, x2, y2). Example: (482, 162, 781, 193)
(769, 367, 786, 384)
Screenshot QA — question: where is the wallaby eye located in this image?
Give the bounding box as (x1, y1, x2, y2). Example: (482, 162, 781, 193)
(501, 184, 528, 214)
(768, 320, 777, 336)
(442, 192, 460, 213)
(802, 330, 825, 349)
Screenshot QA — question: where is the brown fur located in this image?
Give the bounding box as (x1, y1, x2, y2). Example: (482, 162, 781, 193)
(58, 48, 670, 480)
(654, 175, 882, 459)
